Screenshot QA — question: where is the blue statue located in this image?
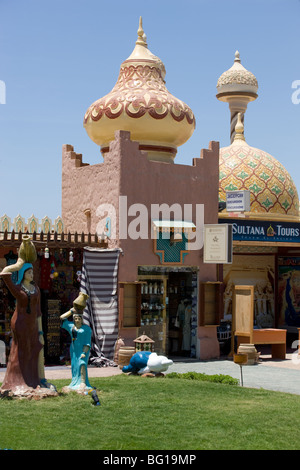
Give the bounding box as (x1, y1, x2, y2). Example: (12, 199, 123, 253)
(122, 351, 173, 375)
(60, 293, 92, 392)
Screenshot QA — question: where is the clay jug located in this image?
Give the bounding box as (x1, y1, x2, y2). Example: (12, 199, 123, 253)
(19, 235, 37, 263)
(73, 292, 89, 310)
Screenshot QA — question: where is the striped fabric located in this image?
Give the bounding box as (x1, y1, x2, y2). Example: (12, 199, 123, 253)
(80, 247, 122, 363)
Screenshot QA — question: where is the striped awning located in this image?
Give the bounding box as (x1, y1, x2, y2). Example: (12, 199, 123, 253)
(80, 247, 122, 362)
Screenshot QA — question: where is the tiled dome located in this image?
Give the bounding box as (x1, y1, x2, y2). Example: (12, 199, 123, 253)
(219, 115, 299, 219)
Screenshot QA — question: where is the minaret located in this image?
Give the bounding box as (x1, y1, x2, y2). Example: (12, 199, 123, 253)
(216, 51, 258, 143)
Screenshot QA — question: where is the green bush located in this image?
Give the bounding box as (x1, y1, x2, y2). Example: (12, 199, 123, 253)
(166, 371, 239, 385)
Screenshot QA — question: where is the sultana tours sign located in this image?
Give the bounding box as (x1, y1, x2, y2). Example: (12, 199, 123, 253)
(219, 218, 300, 243)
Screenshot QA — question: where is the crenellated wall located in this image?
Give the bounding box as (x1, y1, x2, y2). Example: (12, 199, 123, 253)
(62, 130, 220, 282)
(62, 140, 121, 249)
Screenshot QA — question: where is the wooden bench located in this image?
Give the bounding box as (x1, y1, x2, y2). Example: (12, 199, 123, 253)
(236, 328, 286, 360)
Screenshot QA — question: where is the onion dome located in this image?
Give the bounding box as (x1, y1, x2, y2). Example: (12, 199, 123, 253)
(219, 114, 299, 220)
(83, 17, 195, 163)
(216, 51, 258, 99)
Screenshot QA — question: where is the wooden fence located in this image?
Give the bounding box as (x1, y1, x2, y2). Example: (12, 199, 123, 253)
(0, 230, 105, 247)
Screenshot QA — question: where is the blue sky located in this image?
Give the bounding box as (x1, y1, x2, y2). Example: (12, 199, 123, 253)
(0, 0, 299, 222)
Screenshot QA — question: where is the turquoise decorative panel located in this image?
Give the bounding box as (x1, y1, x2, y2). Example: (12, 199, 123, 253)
(155, 232, 189, 264)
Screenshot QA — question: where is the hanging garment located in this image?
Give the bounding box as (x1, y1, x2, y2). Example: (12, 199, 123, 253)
(182, 304, 192, 351)
(175, 300, 185, 327)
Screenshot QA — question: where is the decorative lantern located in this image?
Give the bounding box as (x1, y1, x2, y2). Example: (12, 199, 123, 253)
(134, 333, 155, 352)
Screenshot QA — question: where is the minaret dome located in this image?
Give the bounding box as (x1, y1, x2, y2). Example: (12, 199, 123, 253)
(216, 51, 258, 143)
(84, 17, 196, 163)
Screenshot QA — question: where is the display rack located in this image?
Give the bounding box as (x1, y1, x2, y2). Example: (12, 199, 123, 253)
(45, 299, 61, 359)
(138, 275, 167, 354)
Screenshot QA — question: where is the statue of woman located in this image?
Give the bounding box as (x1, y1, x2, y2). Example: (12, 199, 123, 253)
(60, 293, 92, 392)
(0, 262, 44, 392)
(0, 235, 54, 395)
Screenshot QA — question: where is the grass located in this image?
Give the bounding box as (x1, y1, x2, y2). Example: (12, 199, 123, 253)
(1, 373, 300, 450)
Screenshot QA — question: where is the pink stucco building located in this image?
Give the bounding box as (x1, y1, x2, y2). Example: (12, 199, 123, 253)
(62, 19, 221, 360)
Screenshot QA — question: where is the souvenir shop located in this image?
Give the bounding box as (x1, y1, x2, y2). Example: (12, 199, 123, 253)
(0, 232, 100, 366)
(119, 260, 222, 360)
(219, 217, 300, 351)
(137, 266, 199, 358)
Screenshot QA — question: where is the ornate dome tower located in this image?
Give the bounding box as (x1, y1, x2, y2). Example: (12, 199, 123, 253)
(216, 51, 258, 143)
(83, 18, 195, 163)
(219, 114, 299, 220)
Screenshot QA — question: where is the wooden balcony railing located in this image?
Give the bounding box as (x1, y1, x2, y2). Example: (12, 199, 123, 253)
(0, 230, 104, 247)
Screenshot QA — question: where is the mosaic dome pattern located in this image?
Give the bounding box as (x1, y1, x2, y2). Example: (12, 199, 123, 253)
(216, 51, 258, 98)
(219, 142, 299, 217)
(217, 68, 258, 88)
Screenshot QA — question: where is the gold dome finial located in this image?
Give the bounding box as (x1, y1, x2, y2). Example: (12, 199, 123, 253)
(136, 16, 147, 46)
(233, 113, 245, 142)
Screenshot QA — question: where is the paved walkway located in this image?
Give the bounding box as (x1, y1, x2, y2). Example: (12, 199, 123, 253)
(167, 353, 300, 395)
(1, 352, 300, 395)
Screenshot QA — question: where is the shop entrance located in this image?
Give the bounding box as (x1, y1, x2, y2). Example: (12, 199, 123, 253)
(138, 267, 198, 358)
(167, 272, 197, 357)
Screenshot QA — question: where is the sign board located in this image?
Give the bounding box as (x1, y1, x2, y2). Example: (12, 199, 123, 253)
(233, 285, 254, 337)
(219, 218, 300, 243)
(203, 224, 233, 264)
(226, 190, 250, 212)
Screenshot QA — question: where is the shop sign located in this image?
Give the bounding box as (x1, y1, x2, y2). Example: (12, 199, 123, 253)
(204, 224, 233, 264)
(219, 218, 300, 243)
(226, 190, 250, 212)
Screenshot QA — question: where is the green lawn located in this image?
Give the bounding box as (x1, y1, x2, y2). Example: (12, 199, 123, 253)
(0, 373, 299, 450)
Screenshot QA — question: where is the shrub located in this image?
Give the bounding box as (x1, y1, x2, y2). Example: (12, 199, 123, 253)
(166, 371, 238, 385)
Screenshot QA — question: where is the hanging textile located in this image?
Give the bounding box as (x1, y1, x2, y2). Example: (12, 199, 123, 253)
(80, 247, 122, 365)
